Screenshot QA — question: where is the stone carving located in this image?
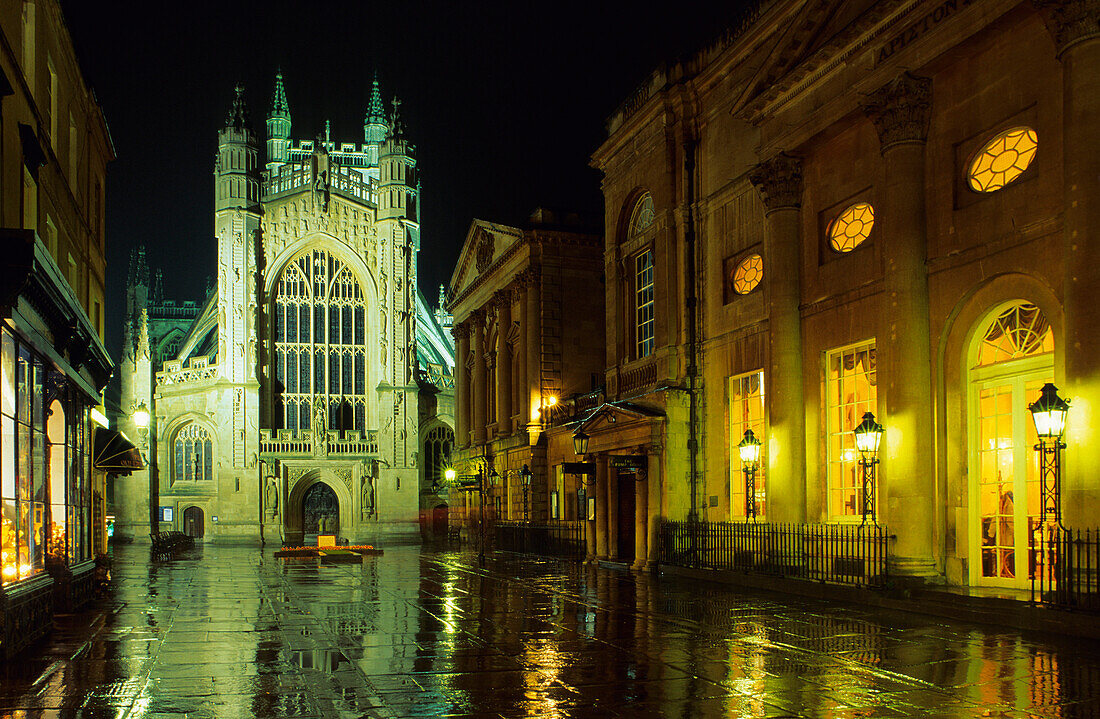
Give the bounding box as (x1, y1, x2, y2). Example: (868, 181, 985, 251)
(863, 72, 933, 152)
(361, 476, 375, 519)
(288, 468, 309, 486)
(748, 152, 803, 213)
(1033, 0, 1100, 57)
(265, 475, 278, 519)
(475, 227, 494, 273)
(333, 468, 352, 490)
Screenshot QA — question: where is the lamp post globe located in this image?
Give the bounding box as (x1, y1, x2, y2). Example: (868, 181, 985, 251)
(738, 429, 761, 470)
(1029, 382, 1069, 442)
(132, 401, 151, 430)
(853, 411, 884, 461)
(573, 428, 590, 456)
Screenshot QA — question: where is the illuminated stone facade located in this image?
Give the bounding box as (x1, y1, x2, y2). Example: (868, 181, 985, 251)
(114, 75, 454, 546)
(0, 0, 115, 654)
(576, 0, 1098, 586)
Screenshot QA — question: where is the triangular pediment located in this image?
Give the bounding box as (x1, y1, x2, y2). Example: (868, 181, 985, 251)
(448, 219, 525, 308)
(580, 402, 665, 434)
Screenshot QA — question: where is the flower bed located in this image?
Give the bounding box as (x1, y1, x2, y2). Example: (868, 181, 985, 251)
(274, 545, 383, 558)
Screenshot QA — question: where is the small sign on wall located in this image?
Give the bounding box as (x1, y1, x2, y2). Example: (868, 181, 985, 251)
(587, 497, 596, 522)
(318, 535, 336, 548)
(550, 491, 559, 520)
(160, 507, 174, 522)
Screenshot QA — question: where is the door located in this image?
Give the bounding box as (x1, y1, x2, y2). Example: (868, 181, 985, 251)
(617, 472, 636, 563)
(183, 506, 204, 538)
(969, 302, 1054, 589)
(302, 482, 339, 536)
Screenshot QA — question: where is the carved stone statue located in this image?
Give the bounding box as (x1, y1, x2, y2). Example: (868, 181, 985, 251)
(312, 398, 326, 436)
(265, 476, 278, 519)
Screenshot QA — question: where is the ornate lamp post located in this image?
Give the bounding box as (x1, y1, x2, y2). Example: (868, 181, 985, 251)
(132, 401, 150, 450)
(573, 428, 590, 456)
(738, 429, 762, 521)
(853, 411, 884, 526)
(1029, 383, 1069, 527)
(520, 464, 532, 523)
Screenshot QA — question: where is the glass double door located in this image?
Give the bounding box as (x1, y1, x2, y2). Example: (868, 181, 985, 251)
(971, 364, 1050, 588)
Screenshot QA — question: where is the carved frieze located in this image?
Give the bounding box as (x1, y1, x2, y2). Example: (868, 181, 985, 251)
(748, 153, 804, 214)
(475, 228, 494, 273)
(863, 72, 933, 152)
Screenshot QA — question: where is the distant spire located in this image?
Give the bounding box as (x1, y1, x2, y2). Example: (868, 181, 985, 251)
(226, 84, 251, 130)
(128, 245, 149, 287)
(325, 119, 331, 145)
(389, 96, 406, 140)
(366, 73, 385, 123)
(269, 69, 289, 119)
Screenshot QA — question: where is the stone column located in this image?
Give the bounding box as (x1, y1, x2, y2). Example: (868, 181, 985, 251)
(864, 73, 936, 576)
(585, 475, 597, 562)
(645, 448, 662, 571)
(1035, 0, 1100, 525)
(595, 453, 609, 560)
(515, 282, 529, 427)
(494, 291, 512, 436)
(471, 309, 487, 446)
(607, 464, 620, 559)
(525, 270, 541, 417)
(748, 154, 806, 523)
(453, 322, 471, 447)
(634, 453, 649, 570)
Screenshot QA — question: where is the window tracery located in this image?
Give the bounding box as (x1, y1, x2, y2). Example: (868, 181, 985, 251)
(968, 127, 1037, 193)
(828, 202, 875, 253)
(732, 254, 763, 295)
(273, 249, 368, 432)
(628, 193, 654, 239)
(173, 423, 213, 482)
(977, 303, 1052, 367)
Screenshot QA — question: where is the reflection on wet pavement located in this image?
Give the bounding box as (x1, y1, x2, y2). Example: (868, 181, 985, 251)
(2, 544, 1100, 718)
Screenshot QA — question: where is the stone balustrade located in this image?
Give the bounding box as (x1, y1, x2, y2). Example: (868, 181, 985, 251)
(258, 428, 379, 458)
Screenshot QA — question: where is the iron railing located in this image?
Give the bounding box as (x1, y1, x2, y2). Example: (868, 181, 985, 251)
(493, 521, 586, 561)
(659, 520, 891, 588)
(1032, 526, 1100, 611)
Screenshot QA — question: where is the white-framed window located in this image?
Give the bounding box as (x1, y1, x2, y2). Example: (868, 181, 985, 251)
(68, 114, 78, 188)
(45, 215, 57, 258)
(172, 424, 213, 483)
(46, 57, 57, 141)
(826, 340, 878, 518)
(729, 370, 765, 518)
(22, 166, 37, 231)
(634, 249, 654, 358)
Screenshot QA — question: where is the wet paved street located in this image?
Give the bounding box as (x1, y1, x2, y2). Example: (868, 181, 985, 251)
(3, 545, 1100, 718)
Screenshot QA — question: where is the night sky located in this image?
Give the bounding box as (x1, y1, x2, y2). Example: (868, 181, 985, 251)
(59, 2, 747, 357)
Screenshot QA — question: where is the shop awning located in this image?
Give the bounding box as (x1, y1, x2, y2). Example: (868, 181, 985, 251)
(93, 427, 144, 474)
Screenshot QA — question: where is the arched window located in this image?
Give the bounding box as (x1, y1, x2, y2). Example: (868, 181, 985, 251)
(628, 192, 655, 239)
(272, 249, 368, 432)
(976, 303, 1052, 367)
(423, 425, 454, 489)
(173, 424, 213, 482)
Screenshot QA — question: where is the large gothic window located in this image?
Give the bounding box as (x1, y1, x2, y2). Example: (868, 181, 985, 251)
(173, 424, 213, 483)
(273, 249, 368, 432)
(423, 425, 454, 490)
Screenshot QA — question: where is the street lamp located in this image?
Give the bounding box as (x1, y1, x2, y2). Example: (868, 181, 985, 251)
(1029, 383, 1069, 526)
(738, 429, 762, 521)
(520, 464, 532, 523)
(526, 395, 558, 447)
(853, 411, 883, 526)
(132, 401, 150, 450)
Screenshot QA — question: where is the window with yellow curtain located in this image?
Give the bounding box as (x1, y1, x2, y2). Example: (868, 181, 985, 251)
(729, 371, 765, 518)
(826, 341, 878, 517)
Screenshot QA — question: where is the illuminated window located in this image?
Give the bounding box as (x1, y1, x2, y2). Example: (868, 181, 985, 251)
(826, 341, 877, 517)
(732, 254, 763, 295)
(634, 249, 654, 358)
(828, 202, 875, 253)
(729, 371, 765, 517)
(629, 193, 654, 239)
(977, 303, 1052, 367)
(172, 424, 213, 482)
(273, 249, 368, 432)
(968, 127, 1037, 193)
(423, 425, 454, 490)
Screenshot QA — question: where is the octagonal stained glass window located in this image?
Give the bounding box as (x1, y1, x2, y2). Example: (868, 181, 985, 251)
(828, 202, 875, 253)
(732, 253, 763, 295)
(968, 127, 1037, 193)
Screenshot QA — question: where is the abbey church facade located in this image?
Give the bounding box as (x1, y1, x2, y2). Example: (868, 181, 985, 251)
(112, 74, 455, 545)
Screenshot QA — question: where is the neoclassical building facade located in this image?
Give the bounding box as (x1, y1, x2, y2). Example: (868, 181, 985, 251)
(568, 0, 1098, 587)
(113, 74, 454, 545)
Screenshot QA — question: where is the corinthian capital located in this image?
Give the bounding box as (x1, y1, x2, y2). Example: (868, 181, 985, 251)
(748, 153, 803, 214)
(1033, 0, 1100, 57)
(864, 73, 932, 152)
(451, 321, 470, 341)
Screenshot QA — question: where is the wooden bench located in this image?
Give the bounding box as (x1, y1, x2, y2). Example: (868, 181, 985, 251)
(150, 531, 194, 559)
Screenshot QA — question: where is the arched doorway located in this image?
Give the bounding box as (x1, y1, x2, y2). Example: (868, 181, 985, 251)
(431, 504, 448, 540)
(968, 302, 1054, 589)
(183, 506, 204, 538)
(302, 482, 339, 536)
